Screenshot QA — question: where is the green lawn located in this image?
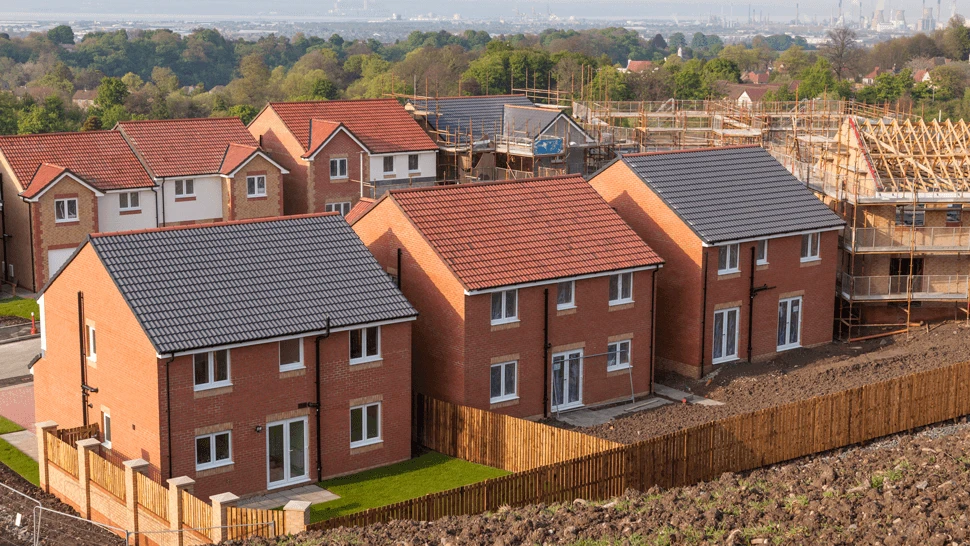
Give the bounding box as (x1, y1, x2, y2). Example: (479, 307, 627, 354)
(0, 297, 39, 320)
(0, 438, 39, 486)
(0, 416, 23, 435)
(310, 451, 509, 522)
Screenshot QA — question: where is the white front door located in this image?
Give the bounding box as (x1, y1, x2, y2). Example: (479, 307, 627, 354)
(266, 417, 309, 489)
(48, 248, 75, 277)
(551, 350, 583, 411)
(713, 307, 740, 364)
(777, 297, 802, 351)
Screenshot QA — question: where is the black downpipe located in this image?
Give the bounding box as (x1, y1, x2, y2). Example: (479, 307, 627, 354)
(165, 354, 175, 479)
(698, 252, 709, 378)
(313, 318, 331, 481)
(747, 246, 756, 362)
(78, 292, 89, 426)
(396, 248, 402, 289)
(542, 289, 550, 418)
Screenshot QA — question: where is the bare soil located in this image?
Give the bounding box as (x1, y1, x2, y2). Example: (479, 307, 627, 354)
(230, 419, 970, 546)
(580, 321, 970, 444)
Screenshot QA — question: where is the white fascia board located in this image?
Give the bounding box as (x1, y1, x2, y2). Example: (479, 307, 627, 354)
(463, 264, 662, 296)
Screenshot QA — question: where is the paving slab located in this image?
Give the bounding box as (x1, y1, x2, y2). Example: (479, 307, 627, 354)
(1, 429, 37, 461)
(239, 484, 339, 510)
(653, 383, 725, 406)
(556, 396, 672, 427)
(0, 382, 34, 429)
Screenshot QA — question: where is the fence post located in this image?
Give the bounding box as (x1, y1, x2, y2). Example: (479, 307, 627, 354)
(209, 492, 239, 542)
(35, 420, 57, 493)
(165, 476, 194, 546)
(123, 458, 149, 543)
(75, 438, 100, 519)
(283, 500, 311, 536)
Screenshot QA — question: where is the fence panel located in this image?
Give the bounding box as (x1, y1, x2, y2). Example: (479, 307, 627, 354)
(87, 451, 125, 501)
(225, 506, 284, 540)
(136, 473, 168, 521)
(180, 490, 212, 540)
(56, 424, 99, 446)
(45, 432, 79, 477)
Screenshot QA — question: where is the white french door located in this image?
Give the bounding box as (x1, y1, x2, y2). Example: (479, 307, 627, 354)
(551, 350, 583, 411)
(712, 307, 740, 364)
(266, 417, 309, 489)
(777, 297, 802, 351)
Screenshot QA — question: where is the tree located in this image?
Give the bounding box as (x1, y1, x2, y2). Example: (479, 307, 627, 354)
(668, 33, 687, 51)
(776, 45, 811, 76)
(0, 91, 17, 135)
(95, 77, 129, 108)
(47, 25, 74, 45)
(81, 115, 103, 131)
(702, 58, 741, 84)
(17, 96, 72, 134)
(941, 17, 970, 61)
(649, 34, 667, 51)
(227, 104, 258, 124)
(821, 27, 859, 81)
(798, 58, 837, 98)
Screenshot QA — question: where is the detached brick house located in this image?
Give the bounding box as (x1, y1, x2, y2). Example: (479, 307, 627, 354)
(588, 147, 845, 378)
(0, 131, 156, 292)
(352, 175, 664, 419)
(248, 99, 438, 215)
(117, 117, 288, 226)
(34, 214, 417, 497)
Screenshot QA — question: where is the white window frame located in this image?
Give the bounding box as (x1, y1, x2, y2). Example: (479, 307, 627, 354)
(101, 410, 111, 449)
(608, 272, 633, 305)
(246, 175, 267, 197)
(777, 296, 803, 352)
(349, 326, 381, 365)
(489, 361, 518, 403)
(86, 324, 97, 362)
(54, 198, 78, 223)
(383, 156, 394, 174)
(556, 280, 575, 310)
(607, 339, 631, 371)
(712, 307, 740, 365)
(279, 338, 304, 372)
(325, 202, 352, 216)
(800, 232, 821, 262)
(407, 154, 419, 172)
(717, 244, 740, 274)
(330, 158, 348, 179)
(490, 289, 518, 325)
(349, 402, 382, 448)
(174, 179, 195, 197)
(118, 191, 141, 212)
(195, 430, 232, 471)
(756, 239, 768, 266)
(193, 350, 231, 391)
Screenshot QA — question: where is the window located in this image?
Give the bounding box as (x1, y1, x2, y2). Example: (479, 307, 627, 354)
(174, 179, 194, 197)
(947, 204, 963, 223)
(756, 240, 768, 265)
(777, 297, 802, 351)
(279, 338, 303, 371)
(557, 281, 575, 310)
(717, 244, 740, 274)
(349, 326, 380, 364)
(54, 198, 78, 223)
(408, 154, 419, 171)
(490, 289, 518, 324)
(195, 431, 232, 470)
(800, 232, 821, 262)
(608, 272, 633, 304)
(101, 411, 111, 449)
(193, 350, 230, 390)
(713, 307, 740, 364)
(489, 361, 517, 403)
(383, 156, 394, 173)
(895, 204, 925, 226)
(86, 324, 96, 362)
(350, 402, 381, 448)
(119, 192, 140, 211)
(607, 340, 631, 371)
(325, 202, 352, 216)
(330, 158, 348, 179)
(246, 175, 266, 197)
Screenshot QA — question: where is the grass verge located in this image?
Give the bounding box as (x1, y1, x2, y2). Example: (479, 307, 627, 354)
(310, 451, 509, 522)
(0, 297, 39, 320)
(0, 437, 39, 486)
(0, 416, 24, 435)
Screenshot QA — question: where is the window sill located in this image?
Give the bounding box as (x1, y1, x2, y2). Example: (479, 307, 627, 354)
(55, 220, 79, 225)
(607, 364, 632, 373)
(490, 317, 519, 326)
(556, 307, 577, 317)
(777, 344, 801, 352)
(174, 196, 196, 202)
(280, 364, 305, 373)
(800, 258, 821, 268)
(799, 257, 821, 263)
(608, 302, 634, 312)
(350, 438, 383, 451)
(196, 461, 233, 474)
(712, 356, 740, 365)
(267, 476, 312, 490)
(119, 209, 142, 215)
(489, 397, 520, 410)
(756, 261, 768, 267)
(194, 385, 233, 399)
(350, 356, 382, 366)
(490, 320, 520, 332)
(556, 304, 576, 312)
(717, 269, 740, 276)
(489, 395, 519, 405)
(247, 195, 267, 200)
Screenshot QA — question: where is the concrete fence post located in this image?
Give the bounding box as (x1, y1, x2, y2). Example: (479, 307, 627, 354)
(75, 438, 101, 519)
(123, 458, 149, 543)
(282, 500, 311, 536)
(34, 420, 57, 493)
(208, 492, 239, 543)
(165, 476, 194, 546)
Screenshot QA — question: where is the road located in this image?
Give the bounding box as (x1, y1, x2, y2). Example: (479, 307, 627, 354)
(0, 338, 40, 381)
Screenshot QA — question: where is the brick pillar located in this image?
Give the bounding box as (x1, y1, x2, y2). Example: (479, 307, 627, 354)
(123, 458, 149, 543)
(34, 420, 57, 493)
(208, 492, 239, 543)
(282, 500, 311, 536)
(165, 476, 194, 546)
(75, 438, 100, 519)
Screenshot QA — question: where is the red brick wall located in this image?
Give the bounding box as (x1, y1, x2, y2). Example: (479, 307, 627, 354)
(248, 108, 310, 215)
(225, 155, 285, 221)
(307, 132, 367, 213)
(0, 155, 36, 291)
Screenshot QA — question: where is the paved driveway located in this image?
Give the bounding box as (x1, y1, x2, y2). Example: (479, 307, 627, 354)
(0, 338, 40, 381)
(0, 382, 33, 429)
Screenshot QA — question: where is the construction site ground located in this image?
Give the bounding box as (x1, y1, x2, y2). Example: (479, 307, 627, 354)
(577, 321, 970, 444)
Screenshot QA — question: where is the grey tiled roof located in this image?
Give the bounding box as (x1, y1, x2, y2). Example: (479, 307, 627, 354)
(89, 215, 416, 354)
(411, 95, 535, 142)
(502, 105, 560, 138)
(621, 147, 845, 244)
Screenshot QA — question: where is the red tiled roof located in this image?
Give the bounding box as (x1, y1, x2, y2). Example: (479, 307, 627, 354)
(387, 175, 664, 290)
(117, 117, 258, 178)
(626, 60, 654, 72)
(345, 197, 375, 224)
(219, 143, 260, 175)
(0, 131, 154, 194)
(21, 163, 69, 199)
(302, 119, 345, 159)
(267, 99, 438, 154)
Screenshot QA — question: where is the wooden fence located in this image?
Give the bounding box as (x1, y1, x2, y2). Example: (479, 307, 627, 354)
(181, 489, 213, 539)
(225, 506, 285, 539)
(45, 432, 79, 477)
(56, 423, 99, 445)
(415, 394, 622, 472)
(313, 360, 970, 531)
(88, 450, 126, 500)
(136, 472, 168, 521)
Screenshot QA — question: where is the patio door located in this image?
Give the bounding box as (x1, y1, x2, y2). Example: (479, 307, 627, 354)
(777, 297, 802, 351)
(267, 417, 309, 489)
(551, 350, 583, 411)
